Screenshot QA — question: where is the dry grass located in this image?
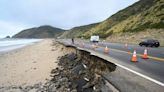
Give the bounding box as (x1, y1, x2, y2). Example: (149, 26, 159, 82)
(106, 29, 164, 46)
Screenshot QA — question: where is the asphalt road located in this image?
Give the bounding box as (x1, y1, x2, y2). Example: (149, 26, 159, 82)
(60, 39, 164, 85)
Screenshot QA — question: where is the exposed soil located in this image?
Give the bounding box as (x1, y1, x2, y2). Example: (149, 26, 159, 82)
(46, 52, 117, 92)
(106, 29, 164, 46)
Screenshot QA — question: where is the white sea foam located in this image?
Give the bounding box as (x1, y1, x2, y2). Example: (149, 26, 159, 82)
(0, 38, 42, 53)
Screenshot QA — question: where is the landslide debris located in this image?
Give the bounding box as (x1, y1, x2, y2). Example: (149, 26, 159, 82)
(49, 53, 117, 92)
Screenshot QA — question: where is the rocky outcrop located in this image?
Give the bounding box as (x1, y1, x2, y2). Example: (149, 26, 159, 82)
(47, 47, 117, 92)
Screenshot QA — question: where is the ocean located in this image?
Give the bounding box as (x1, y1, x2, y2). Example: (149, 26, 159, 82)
(0, 38, 42, 53)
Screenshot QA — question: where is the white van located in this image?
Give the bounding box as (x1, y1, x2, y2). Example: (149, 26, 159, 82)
(90, 35, 99, 43)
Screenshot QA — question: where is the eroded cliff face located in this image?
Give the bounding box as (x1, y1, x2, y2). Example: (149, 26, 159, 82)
(48, 45, 118, 92)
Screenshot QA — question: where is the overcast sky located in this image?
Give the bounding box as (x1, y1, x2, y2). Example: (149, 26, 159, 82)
(0, 0, 138, 37)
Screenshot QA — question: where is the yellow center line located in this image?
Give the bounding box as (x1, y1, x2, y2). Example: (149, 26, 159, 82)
(97, 45, 164, 62)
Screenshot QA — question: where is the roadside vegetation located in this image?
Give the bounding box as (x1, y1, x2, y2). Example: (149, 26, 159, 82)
(83, 0, 164, 39)
(60, 23, 99, 38)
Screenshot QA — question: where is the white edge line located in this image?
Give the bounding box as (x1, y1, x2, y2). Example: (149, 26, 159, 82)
(116, 63, 164, 87)
(72, 43, 164, 87)
(89, 51, 164, 87)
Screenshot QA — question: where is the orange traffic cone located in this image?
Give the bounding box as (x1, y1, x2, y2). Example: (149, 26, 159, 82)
(104, 46, 109, 54)
(142, 48, 148, 59)
(131, 50, 137, 62)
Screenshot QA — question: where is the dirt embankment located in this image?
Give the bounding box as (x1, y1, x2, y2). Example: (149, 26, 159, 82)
(107, 29, 164, 46)
(48, 51, 117, 92)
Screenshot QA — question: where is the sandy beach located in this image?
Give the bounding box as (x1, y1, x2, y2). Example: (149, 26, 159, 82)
(0, 39, 65, 88)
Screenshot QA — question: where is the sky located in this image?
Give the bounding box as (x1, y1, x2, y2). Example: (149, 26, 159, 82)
(0, 0, 138, 38)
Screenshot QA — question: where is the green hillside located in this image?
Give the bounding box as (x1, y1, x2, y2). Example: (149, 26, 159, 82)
(60, 23, 99, 38)
(83, 0, 164, 38)
(13, 25, 65, 38)
(12, 0, 164, 45)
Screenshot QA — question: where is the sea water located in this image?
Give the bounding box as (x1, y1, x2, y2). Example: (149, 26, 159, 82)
(0, 38, 42, 53)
